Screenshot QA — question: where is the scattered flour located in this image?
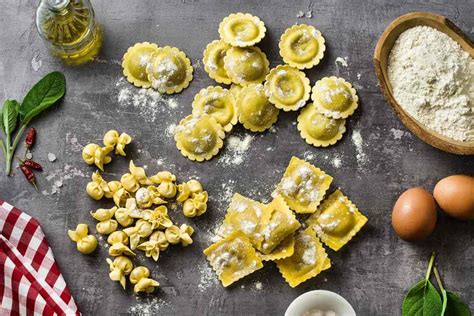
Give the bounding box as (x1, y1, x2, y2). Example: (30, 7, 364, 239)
(218, 135, 253, 166)
(129, 297, 171, 315)
(66, 133, 83, 153)
(255, 282, 263, 290)
(357, 72, 362, 80)
(31, 53, 42, 71)
(303, 151, 315, 161)
(351, 130, 367, 165)
(335, 56, 348, 67)
(165, 123, 177, 137)
(332, 156, 342, 169)
(198, 261, 218, 292)
(116, 78, 180, 123)
(388, 26, 474, 142)
(41, 164, 86, 195)
(390, 128, 405, 140)
(296, 10, 312, 18)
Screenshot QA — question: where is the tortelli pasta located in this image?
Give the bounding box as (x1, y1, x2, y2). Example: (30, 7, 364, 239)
(106, 256, 134, 289)
(68, 224, 97, 254)
(107, 231, 135, 257)
(82, 143, 113, 171)
(86, 171, 109, 200)
(129, 266, 160, 294)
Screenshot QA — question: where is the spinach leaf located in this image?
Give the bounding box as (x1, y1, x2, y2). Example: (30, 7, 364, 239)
(445, 291, 471, 316)
(402, 279, 442, 316)
(19, 71, 65, 125)
(1, 100, 19, 135)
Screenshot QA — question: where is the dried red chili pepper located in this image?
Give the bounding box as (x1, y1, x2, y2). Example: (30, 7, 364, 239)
(19, 164, 37, 189)
(23, 159, 43, 171)
(25, 128, 36, 149)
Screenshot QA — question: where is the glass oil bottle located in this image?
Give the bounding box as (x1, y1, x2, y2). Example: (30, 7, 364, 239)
(36, 0, 102, 65)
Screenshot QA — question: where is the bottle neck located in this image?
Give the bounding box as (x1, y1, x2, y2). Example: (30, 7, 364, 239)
(45, 0, 70, 12)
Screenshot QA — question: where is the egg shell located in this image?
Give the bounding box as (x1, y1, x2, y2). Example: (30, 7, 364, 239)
(434, 175, 474, 221)
(392, 187, 437, 241)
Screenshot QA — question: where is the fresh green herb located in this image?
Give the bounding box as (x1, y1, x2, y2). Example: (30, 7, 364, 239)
(434, 266, 471, 316)
(0, 72, 65, 176)
(402, 254, 442, 316)
(402, 254, 472, 316)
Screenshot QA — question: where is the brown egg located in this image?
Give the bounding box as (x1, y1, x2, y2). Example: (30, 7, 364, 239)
(434, 175, 474, 220)
(392, 187, 437, 241)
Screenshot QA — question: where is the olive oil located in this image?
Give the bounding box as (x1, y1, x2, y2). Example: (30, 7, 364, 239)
(36, 0, 102, 65)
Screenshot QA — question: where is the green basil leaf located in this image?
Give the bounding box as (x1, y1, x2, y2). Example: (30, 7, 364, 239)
(445, 291, 471, 316)
(2, 100, 19, 135)
(403, 280, 443, 316)
(19, 71, 65, 125)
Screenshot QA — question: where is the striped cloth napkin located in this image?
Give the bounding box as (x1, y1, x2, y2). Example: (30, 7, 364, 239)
(0, 199, 79, 315)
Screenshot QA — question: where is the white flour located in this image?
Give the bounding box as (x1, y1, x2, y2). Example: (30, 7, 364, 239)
(218, 135, 253, 166)
(388, 26, 474, 141)
(351, 130, 367, 165)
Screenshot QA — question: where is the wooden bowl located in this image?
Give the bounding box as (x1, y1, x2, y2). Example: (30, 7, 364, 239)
(374, 12, 474, 155)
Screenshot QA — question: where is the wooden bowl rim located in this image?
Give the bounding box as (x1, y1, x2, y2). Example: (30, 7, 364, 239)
(373, 11, 474, 155)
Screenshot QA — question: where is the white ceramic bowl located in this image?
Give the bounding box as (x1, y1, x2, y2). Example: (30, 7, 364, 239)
(285, 290, 356, 316)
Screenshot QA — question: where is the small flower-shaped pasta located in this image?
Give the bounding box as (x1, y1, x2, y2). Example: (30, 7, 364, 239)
(135, 187, 152, 208)
(116, 133, 132, 156)
(164, 225, 181, 244)
(122, 42, 159, 88)
(125, 198, 143, 219)
(175, 114, 225, 162)
(203, 40, 232, 84)
(82, 143, 113, 171)
(113, 188, 131, 207)
(96, 219, 118, 235)
(124, 219, 154, 250)
(224, 46, 269, 86)
(297, 103, 346, 147)
(158, 182, 177, 199)
(107, 231, 135, 257)
(147, 186, 167, 205)
(142, 206, 173, 230)
(192, 86, 238, 132)
(90, 206, 117, 221)
(114, 207, 135, 227)
(187, 179, 204, 194)
(105, 181, 122, 199)
(68, 223, 98, 254)
(183, 192, 208, 217)
(146, 46, 193, 94)
(176, 183, 191, 203)
(311, 77, 358, 119)
(279, 24, 326, 70)
(264, 65, 311, 111)
(237, 84, 279, 132)
(103, 130, 119, 147)
(106, 256, 134, 289)
(129, 266, 160, 294)
(150, 171, 176, 184)
(218, 13, 266, 47)
(138, 230, 169, 261)
(179, 224, 194, 247)
(86, 171, 109, 200)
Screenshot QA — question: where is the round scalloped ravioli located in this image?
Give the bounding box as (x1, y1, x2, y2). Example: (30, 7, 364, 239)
(297, 103, 346, 147)
(146, 46, 193, 94)
(174, 114, 225, 162)
(203, 40, 232, 84)
(122, 42, 159, 88)
(264, 65, 311, 111)
(311, 77, 358, 119)
(224, 46, 269, 86)
(218, 13, 266, 47)
(237, 84, 279, 132)
(191, 86, 238, 132)
(279, 24, 325, 69)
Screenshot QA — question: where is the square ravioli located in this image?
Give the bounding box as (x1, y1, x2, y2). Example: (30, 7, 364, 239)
(203, 231, 263, 287)
(218, 193, 265, 247)
(306, 189, 368, 251)
(259, 233, 295, 261)
(258, 195, 301, 254)
(276, 228, 331, 288)
(273, 157, 332, 213)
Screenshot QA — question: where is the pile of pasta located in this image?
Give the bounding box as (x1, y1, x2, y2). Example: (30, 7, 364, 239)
(68, 130, 208, 294)
(122, 42, 193, 94)
(173, 13, 359, 162)
(204, 156, 368, 288)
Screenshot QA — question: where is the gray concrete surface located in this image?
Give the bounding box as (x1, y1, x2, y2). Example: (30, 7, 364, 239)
(1, 0, 473, 315)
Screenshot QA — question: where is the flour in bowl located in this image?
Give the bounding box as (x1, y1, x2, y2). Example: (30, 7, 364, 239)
(388, 26, 473, 142)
